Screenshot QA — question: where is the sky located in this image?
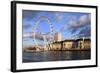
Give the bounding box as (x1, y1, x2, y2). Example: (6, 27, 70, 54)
(22, 10, 91, 46)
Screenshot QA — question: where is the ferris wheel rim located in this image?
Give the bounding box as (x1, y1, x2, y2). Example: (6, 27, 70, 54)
(33, 16, 55, 49)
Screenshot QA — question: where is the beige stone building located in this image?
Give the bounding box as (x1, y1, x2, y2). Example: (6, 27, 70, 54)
(54, 32, 61, 42)
(52, 42, 62, 50)
(62, 40, 74, 50)
(51, 38, 91, 51)
(78, 39, 91, 50)
(24, 38, 91, 52)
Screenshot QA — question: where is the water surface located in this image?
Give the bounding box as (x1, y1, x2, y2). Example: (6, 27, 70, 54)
(23, 51, 90, 63)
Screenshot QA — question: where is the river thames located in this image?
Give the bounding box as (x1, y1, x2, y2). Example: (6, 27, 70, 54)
(23, 51, 90, 63)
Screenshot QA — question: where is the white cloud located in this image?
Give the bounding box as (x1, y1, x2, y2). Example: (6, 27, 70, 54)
(68, 14, 91, 28)
(79, 14, 91, 25)
(68, 20, 79, 28)
(23, 32, 51, 41)
(55, 12, 63, 20)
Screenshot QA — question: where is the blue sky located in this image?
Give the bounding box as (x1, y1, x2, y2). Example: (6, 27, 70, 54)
(22, 10, 91, 46)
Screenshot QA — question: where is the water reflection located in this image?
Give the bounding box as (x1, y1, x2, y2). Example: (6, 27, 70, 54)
(23, 51, 90, 63)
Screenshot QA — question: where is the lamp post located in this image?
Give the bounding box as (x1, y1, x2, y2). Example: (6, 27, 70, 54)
(83, 37, 85, 49)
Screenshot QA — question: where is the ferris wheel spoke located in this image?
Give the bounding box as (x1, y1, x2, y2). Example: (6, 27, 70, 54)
(32, 16, 55, 51)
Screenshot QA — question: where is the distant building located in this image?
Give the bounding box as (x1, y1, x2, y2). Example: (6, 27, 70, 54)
(51, 38, 91, 51)
(52, 41, 62, 50)
(54, 32, 61, 42)
(78, 38, 91, 49)
(63, 39, 76, 50)
(23, 37, 91, 52)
